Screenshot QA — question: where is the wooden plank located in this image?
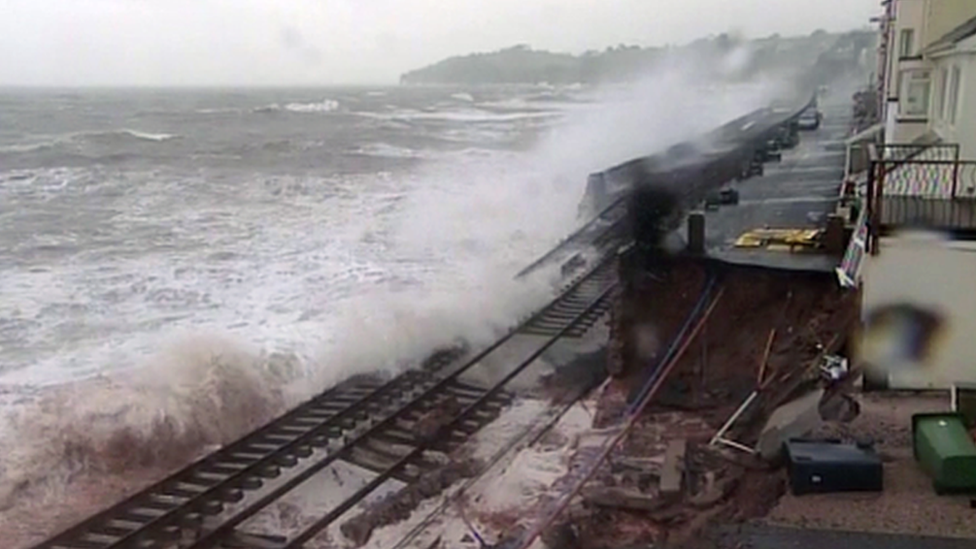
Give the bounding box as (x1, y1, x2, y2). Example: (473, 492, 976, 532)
(581, 486, 667, 512)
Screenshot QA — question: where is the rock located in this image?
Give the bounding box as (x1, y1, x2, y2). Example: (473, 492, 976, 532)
(341, 516, 375, 547)
(757, 389, 825, 461)
(819, 393, 860, 423)
(415, 396, 464, 440)
(541, 521, 580, 549)
(688, 470, 741, 509)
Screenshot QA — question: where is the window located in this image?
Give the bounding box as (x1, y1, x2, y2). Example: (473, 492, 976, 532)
(948, 66, 962, 125)
(900, 70, 931, 118)
(938, 67, 949, 120)
(899, 28, 915, 58)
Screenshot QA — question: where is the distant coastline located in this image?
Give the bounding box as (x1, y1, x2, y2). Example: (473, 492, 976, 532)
(399, 29, 876, 86)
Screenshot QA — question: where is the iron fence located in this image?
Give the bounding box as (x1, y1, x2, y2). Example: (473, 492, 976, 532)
(867, 143, 976, 253)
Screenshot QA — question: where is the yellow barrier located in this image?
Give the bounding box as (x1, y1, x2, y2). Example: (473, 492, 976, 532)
(734, 228, 823, 252)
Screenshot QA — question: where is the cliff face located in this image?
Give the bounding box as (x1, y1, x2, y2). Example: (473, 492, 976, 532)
(399, 30, 877, 86)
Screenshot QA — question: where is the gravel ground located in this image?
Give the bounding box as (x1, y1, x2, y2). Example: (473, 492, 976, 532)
(765, 392, 976, 539)
(708, 524, 976, 549)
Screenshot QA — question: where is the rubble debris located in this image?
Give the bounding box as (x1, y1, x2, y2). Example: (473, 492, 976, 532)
(568, 257, 856, 548)
(221, 531, 288, 549)
(687, 469, 742, 509)
(541, 521, 581, 549)
(581, 486, 668, 512)
(340, 457, 481, 546)
(415, 396, 465, 441)
(709, 392, 759, 447)
(819, 392, 860, 423)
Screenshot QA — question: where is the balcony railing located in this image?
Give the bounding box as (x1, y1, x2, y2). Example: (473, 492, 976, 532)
(866, 143, 976, 252)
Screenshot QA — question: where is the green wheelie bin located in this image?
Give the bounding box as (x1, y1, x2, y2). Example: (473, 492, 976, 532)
(912, 412, 976, 494)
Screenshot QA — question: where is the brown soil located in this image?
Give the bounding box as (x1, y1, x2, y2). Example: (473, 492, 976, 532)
(573, 256, 857, 549)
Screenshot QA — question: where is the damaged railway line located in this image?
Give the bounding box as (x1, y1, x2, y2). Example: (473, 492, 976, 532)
(28, 92, 853, 549)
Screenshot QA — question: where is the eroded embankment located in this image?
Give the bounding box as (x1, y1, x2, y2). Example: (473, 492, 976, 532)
(567, 256, 858, 548)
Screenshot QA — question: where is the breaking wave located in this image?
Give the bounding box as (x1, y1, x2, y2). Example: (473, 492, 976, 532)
(255, 99, 341, 114)
(0, 335, 298, 510)
(0, 129, 180, 154)
(115, 129, 180, 142)
(354, 108, 560, 123)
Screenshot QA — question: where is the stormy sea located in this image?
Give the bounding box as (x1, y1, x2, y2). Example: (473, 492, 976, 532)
(0, 79, 780, 546)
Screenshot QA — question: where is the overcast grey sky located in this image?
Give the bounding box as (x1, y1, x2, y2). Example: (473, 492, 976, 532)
(0, 0, 879, 87)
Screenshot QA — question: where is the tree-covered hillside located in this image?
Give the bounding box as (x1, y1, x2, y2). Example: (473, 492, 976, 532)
(399, 29, 876, 86)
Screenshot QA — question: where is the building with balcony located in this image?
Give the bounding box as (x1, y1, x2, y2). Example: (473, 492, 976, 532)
(881, 0, 976, 147)
(846, 2, 976, 391)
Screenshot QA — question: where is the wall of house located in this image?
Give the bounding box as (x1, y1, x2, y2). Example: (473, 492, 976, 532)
(961, 46, 976, 159)
(895, 0, 928, 55)
(884, 0, 930, 142)
(930, 41, 976, 159)
(862, 233, 976, 389)
(891, 118, 930, 143)
(926, 0, 976, 47)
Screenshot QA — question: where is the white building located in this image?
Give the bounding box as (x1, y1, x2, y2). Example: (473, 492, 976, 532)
(858, 2, 976, 390)
(880, 1, 976, 152)
(926, 16, 976, 160)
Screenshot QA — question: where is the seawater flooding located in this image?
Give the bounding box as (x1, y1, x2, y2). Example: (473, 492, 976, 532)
(0, 79, 781, 545)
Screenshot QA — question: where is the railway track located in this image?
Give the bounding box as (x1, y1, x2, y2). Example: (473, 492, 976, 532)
(30, 249, 621, 549)
(29, 98, 813, 549)
(514, 196, 628, 280)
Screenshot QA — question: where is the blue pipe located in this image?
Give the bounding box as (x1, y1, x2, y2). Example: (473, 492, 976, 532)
(625, 271, 718, 417)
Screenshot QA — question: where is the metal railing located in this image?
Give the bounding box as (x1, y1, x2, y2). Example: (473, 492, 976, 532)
(866, 142, 976, 252)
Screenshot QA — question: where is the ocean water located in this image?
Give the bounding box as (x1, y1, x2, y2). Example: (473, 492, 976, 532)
(0, 74, 783, 542)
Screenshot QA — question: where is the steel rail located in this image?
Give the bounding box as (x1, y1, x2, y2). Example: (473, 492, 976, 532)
(511, 280, 727, 549)
(514, 196, 628, 279)
(191, 259, 618, 549)
(29, 250, 622, 549)
(281, 273, 619, 548)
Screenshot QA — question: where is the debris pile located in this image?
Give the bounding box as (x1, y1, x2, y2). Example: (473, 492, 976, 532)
(341, 457, 482, 546)
(558, 257, 858, 547)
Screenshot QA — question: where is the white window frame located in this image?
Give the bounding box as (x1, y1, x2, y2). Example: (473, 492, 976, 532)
(899, 69, 932, 118)
(948, 65, 962, 126)
(937, 67, 950, 120)
(899, 28, 915, 58)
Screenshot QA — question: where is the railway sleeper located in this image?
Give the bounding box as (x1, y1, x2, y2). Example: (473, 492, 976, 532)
(223, 452, 264, 464)
(201, 463, 247, 477)
(163, 484, 205, 499)
(91, 523, 137, 537)
(371, 428, 419, 446)
(219, 531, 288, 549)
(243, 442, 281, 453)
(342, 449, 415, 484)
(443, 381, 489, 397)
(527, 317, 576, 329)
(260, 432, 299, 444)
(361, 439, 413, 462)
(59, 537, 114, 549)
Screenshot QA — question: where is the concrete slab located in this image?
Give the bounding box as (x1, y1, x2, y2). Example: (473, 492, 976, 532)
(680, 99, 854, 272)
(660, 438, 687, 496)
(756, 388, 825, 460)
